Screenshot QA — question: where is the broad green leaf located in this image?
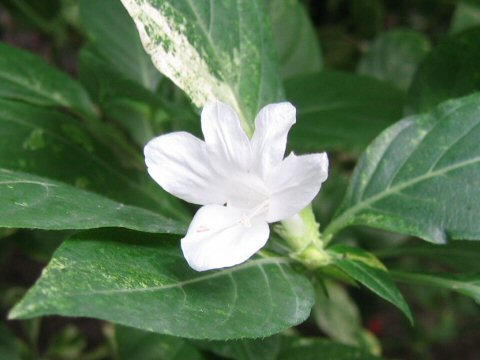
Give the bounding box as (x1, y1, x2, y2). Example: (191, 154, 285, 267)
(195, 336, 280, 360)
(324, 94, 480, 244)
(266, 0, 322, 79)
(278, 337, 384, 360)
(314, 281, 380, 354)
(285, 71, 404, 153)
(80, 0, 160, 90)
(408, 27, 480, 112)
(450, 2, 480, 34)
(10, 229, 314, 340)
(119, 0, 283, 133)
(376, 241, 480, 273)
(328, 245, 413, 323)
(116, 326, 204, 360)
(357, 29, 430, 91)
(0, 43, 95, 118)
(0, 168, 184, 233)
(392, 271, 480, 303)
(0, 98, 188, 220)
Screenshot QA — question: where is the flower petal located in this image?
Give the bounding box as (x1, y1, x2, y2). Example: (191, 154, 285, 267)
(181, 205, 270, 271)
(251, 102, 296, 177)
(144, 132, 225, 205)
(266, 152, 329, 222)
(201, 100, 252, 173)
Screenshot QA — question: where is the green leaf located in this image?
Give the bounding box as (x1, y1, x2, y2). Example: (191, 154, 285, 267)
(0, 42, 96, 118)
(357, 29, 430, 91)
(195, 336, 280, 360)
(78, 46, 158, 146)
(119, 0, 283, 133)
(450, 2, 480, 34)
(10, 229, 314, 340)
(328, 245, 413, 323)
(0, 98, 188, 220)
(324, 93, 480, 244)
(80, 0, 160, 90)
(314, 280, 380, 354)
(116, 326, 204, 360)
(408, 27, 480, 112)
(78, 46, 164, 110)
(266, 0, 322, 79)
(285, 71, 405, 153)
(392, 271, 480, 303)
(0, 168, 184, 233)
(376, 241, 480, 273)
(278, 337, 385, 360)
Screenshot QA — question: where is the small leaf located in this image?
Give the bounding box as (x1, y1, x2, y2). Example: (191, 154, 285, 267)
(325, 93, 480, 244)
(328, 245, 413, 323)
(119, 0, 283, 132)
(10, 229, 314, 340)
(392, 271, 480, 303)
(358, 29, 430, 91)
(408, 27, 480, 112)
(116, 326, 204, 360)
(79, 0, 161, 90)
(0, 168, 184, 233)
(286, 71, 404, 153)
(266, 0, 322, 78)
(0, 43, 95, 117)
(278, 337, 385, 360)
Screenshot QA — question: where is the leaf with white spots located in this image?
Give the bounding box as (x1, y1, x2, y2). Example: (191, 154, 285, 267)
(9, 229, 314, 340)
(324, 93, 480, 244)
(119, 0, 283, 133)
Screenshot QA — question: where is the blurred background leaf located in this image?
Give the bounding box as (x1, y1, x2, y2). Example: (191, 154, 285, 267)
(357, 29, 430, 91)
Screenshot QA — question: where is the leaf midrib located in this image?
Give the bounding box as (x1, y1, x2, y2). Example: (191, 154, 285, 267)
(49, 257, 291, 297)
(324, 155, 480, 240)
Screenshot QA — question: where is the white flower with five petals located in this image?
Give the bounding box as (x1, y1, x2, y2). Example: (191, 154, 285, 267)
(144, 100, 328, 271)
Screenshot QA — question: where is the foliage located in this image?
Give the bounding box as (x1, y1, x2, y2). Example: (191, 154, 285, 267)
(1, 0, 479, 359)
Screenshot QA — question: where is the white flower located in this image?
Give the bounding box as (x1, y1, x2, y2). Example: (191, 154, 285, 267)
(144, 100, 328, 271)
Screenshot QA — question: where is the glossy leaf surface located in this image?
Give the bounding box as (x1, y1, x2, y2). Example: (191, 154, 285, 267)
(325, 94, 480, 244)
(10, 229, 314, 340)
(0, 169, 184, 233)
(328, 245, 413, 323)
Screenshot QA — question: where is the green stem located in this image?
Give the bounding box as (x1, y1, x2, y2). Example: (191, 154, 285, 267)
(322, 211, 352, 246)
